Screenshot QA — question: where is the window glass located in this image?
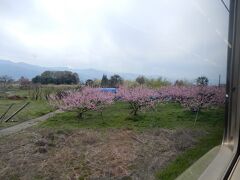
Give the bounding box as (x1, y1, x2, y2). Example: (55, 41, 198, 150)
(0, 0, 229, 179)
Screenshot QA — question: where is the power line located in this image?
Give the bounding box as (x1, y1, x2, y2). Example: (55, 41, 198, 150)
(221, 0, 230, 13)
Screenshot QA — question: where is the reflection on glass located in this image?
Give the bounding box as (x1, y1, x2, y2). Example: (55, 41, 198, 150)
(0, 0, 229, 179)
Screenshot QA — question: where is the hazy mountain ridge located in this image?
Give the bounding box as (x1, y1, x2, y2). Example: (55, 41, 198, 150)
(0, 60, 140, 81)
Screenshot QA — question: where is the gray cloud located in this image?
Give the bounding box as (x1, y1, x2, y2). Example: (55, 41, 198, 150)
(0, 0, 230, 83)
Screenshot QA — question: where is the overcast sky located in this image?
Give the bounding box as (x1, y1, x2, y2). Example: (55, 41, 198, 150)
(0, 0, 230, 82)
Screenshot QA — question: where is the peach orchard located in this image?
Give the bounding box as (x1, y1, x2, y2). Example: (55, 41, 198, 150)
(50, 85, 225, 120)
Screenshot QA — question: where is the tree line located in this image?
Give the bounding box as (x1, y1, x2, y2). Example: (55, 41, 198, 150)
(32, 71, 79, 85)
(0, 71, 210, 88)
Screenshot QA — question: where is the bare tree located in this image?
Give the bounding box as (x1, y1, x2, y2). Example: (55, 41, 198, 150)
(19, 76, 31, 89)
(0, 75, 14, 88)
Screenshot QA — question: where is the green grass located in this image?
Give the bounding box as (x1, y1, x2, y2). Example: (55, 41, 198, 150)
(0, 87, 56, 129)
(0, 99, 54, 129)
(41, 102, 224, 131)
(40, 102, 224, 179)
(156, 121, 223, 179)
(0, 87, 29, 98)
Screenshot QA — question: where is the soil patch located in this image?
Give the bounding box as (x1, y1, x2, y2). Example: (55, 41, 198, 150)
(7, 95, 27, 100)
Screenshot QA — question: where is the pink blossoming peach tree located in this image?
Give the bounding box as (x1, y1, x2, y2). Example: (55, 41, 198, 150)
(49, 85, 225, 124)
(50, 87, 114, 119)
(158, 86, 225, 112)
(158, 85, 225, 125)
(117, 86, 159, 116)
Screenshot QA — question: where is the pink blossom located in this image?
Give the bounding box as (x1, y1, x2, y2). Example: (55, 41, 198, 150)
(50, 87, 114, 118)
(117, 86, 159, 115)
(158, 86, 225, 112)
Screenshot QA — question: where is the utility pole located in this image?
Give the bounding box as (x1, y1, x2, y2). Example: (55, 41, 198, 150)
(218, 74, 221, 87)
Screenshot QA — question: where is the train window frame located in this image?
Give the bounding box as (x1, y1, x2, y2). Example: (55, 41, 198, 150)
(178, 1, 240, 179)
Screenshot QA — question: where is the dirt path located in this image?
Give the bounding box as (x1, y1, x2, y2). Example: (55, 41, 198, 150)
(0, 110, 62, 137)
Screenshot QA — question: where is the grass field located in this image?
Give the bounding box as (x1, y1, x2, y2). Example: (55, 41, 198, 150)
(0, 86, 225, 179)
(0, 87, 58, 129)
(0, 99, 54, 129)
(41, 102, 223, 130)
(40, 102, 224, 179)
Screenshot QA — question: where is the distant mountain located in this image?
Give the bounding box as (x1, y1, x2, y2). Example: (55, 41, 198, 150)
(0, 59, 139, 81)
(0, 60, 46, 79)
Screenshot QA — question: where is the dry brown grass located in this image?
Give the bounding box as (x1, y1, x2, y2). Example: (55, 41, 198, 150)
(0, 128, 204, 180)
